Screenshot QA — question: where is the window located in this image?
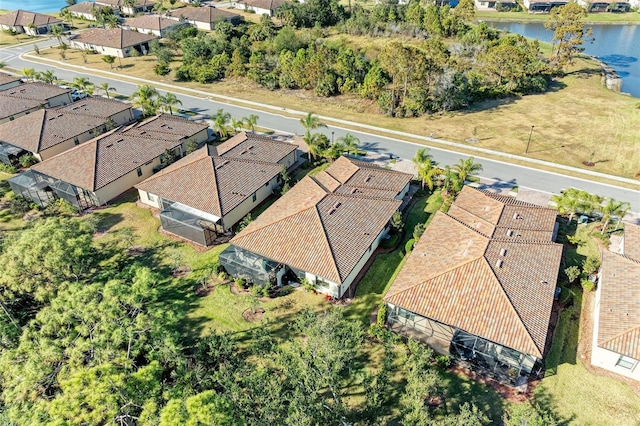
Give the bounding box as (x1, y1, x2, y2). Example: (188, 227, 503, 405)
(74, 137, 79, 145)
(136, 167, 142, 177)
(616, 355, 637, 370)
(148, 193, 156, 202)
(9, 116, 14, 121)
(252, 193, 257, 202)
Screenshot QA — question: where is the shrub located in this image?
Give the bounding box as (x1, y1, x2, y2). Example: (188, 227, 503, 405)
(8, 196, 31, 215)
(381, 233, 398, 249)
(18, 153, 38, 168)
(44, 199, 77, 216)
(376, 303, 387, 327)
(581, 278, 595, 292)
(234, 277, 246, 287)
(582, 255, 601, 275)
(405, 238, 415, 254)
(153, 62, 171, 76)
(564, 265, 580, 284)
(0, 163, 17, 174)
(413, 222, 426, 241)
(436, 355, 451, 369)
(300, 277, 316, 293)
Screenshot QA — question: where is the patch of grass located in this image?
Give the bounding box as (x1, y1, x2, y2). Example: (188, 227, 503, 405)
(441, 370, 506, 421)
(564, 222, 602, 268)
(545, 291, 581, 376)
(346, 191, 443, 326)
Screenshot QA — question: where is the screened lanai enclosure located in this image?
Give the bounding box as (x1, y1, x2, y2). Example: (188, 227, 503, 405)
(159, 202, 221, 247)
(0, 144, 25, 166)
(8, 170, 98, 210)
(219, 245, 282, 286)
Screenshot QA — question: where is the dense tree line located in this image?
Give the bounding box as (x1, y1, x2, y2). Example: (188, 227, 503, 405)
(150, 0, 553, 118)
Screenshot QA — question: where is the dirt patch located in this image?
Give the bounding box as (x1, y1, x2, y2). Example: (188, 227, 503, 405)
(125, 245, 146, 256)
(230, 283, 250, 295)
(171, 266, 191, 279)
(242, 307, 265, 322)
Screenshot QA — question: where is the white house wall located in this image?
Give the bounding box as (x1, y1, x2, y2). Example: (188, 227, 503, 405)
(38, 127, 99, 160)
(278, 150, 297, 169)
(591, 276, 640, 381)
(0, 106, 40, 125)
(109, 108, 134, 126)
(47, 93, 73, 107)
(94, 157, 162, 204)
(121, 26, 163, 38)
(138, 188, 162, 209)
(220, 175, 278, 231)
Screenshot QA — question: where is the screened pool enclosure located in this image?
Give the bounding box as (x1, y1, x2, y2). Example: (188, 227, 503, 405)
(8, 170, 98, 210)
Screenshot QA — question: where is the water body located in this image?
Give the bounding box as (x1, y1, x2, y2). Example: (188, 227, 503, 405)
(0, 0, 80, 13)
(485, 21, 640, 97)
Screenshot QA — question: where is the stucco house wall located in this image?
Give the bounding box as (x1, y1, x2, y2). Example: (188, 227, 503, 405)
(47, 92, 73, 107)
(93, 157, 161, 204)
(69, 41, 149, 58)
(37, 127, 100, 161)
(0, 105, 40, 125)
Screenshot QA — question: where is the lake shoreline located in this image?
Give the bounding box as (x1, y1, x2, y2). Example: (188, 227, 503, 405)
(477, 17, 640, 25)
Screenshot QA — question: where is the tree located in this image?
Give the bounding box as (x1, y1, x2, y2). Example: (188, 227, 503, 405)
(413, 148, 442, 190)
(400, 340, 441, 425)
(565, 266, 580, 284)
(299, 112, 326, 134)
(71, 77, 94, 94)
(131, 84, 159, 117)
(159, 92, 182, 115)
(337, 133, 360, 157)
(503, 402, 558, 426)
(452, 157, 483, 183)
(50, 24, 65, 46)
(98, 82, 115, 99)
(600, 198, 629, 231)
(102, 54, 116, 69)
(243, 114, 259, 132)
(22, 67, 35, 82)
(213, 108, 232, 139)
(303, 132, 328, 162)
(61, 8, 74, 28)
(36, 69, 56, 84)
(552, 188, 603, 222)
(390, 211, 404, 233)
(545, 2, 592, 69)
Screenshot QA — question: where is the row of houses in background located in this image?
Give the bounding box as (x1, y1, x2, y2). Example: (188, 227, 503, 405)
(473, 0, 632, 13)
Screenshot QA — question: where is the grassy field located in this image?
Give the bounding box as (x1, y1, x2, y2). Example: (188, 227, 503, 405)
(31, 39, 640, 182)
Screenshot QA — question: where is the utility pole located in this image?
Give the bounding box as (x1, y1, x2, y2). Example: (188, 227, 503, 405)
(525, 125, 535, 154)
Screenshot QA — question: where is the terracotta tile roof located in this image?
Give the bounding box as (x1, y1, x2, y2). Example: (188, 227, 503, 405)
(66, 2, 108, 14)
(237, 0, 288, 11)
(597, 250, 640, 359)
(623, 222, 640, 261)
(0, 82, 70, 103)
(384, 187, 563, 358)
(0, 95, 42, 120)
(230, 157, 407, 284)
(69, 28, 157, 49)
(0, 72, 21, 86)
(0, 10, 62, 27)
(167, 6, 241, 23)
(136, 148, 281, 217)
(0, 109, 106, 153)
(132, 114, 208, 140)
(96, 0, 156, 7)
(55, 97, 132, 120)
(215, 132, 296, 164)
(122, 15, 184, 31)
(32, 127, 181, 191)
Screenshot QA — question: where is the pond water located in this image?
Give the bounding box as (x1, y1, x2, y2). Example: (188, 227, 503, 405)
(0, 0, 80, 13)
(484, 21, 640, 97)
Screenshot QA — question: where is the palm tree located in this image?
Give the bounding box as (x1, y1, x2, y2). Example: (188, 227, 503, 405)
(600, 198, 630, 231)
(159, 92, 182, 115)
(102, 55, 116, 69)
(231, 118, 244, 133)
(130, 84, 159, 117)
(299, 112, 326, 134)
(417, 162, 444, 191)
(36, 70, 56, 84)
(337, 133, 360, 157)
(50, 24, 65, 46)
(71, 77, 94, 93)
(98, 82, 115, 99)
(0, 61, 5, 69)
(412, 148, 433, 168)
(213, 109, 232, 139)
(452, 157, 483, 184)
(243, 114, 259, 132)
(104, 14, 119, 29)
(304, 132, 328, 162)
(61, 8, 74, 28)
(122, 0, 137, 15)
(22, 68, 35, 82)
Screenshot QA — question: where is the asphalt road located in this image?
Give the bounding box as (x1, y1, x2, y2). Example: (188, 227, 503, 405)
(2, 39, 639, 217)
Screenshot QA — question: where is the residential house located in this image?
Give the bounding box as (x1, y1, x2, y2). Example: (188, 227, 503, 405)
(0, 10, 62, 35)
(231, 0, 288, 16)
(9, 115, 208, 210)
(576, 0, 630, 11)
(0, 72, 22, 91)
(136, 132, 296, 245)
(121, 15, 187, 37)
(0, 96, 41, 126)
(384, 187, 563, 380)
(220, 156, 412, 297)
(69, 28, 157, 58)
(130, 113, 210, 146)
(0, 97, 133, 165)
(64, 2, 112, 21)
(167, 6, 243, 30)
(591, 223, 640, 381)
(522, 0, 568, 12)
(474, 0, 518, 11)
(0, 81, 72, 107)
(94, 0, 157, 15)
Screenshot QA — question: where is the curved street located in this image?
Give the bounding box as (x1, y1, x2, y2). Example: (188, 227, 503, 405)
(1, 38, 638, 217)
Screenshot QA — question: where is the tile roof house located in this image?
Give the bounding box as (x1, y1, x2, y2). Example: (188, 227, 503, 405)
(220, 156, 412, 297)
(167, 6, 243, 30)
(9, 114, 208, 210)
(0, 96, 41, 126)
(122, 15, 188, 38)
(65, 2, 112, 21)
(94, 0, 157, 15)
(0, 97, 134, 165)
(136, 132, 296, 246)
(68, 28, 157, 58)
(384, 186, 562, 380)
(0, 10, 62, 35)
(576, 0, 630, 11)
(0, 81, 72, 107)
(591, 223, 640, 381)
(0, 72, 22, 91)
(231, 0, 288, 16)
